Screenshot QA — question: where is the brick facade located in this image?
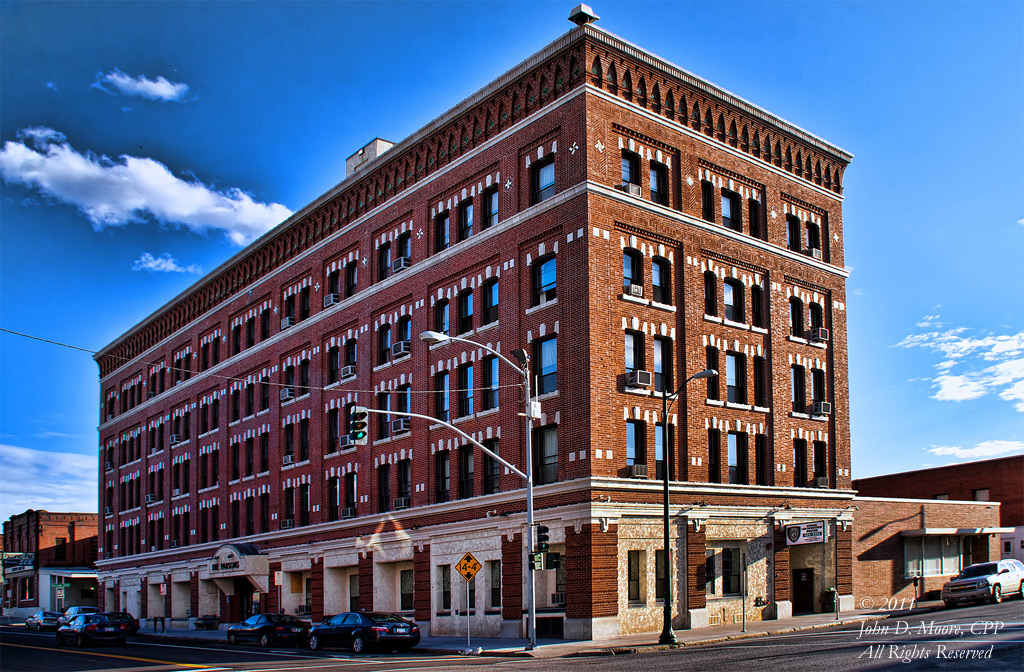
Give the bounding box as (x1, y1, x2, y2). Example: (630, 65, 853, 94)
(91, 16, 872, 639)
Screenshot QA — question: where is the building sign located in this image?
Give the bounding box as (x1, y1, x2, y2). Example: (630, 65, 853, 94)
(2, 552, 34, 573)
(786, 521, 828, 546)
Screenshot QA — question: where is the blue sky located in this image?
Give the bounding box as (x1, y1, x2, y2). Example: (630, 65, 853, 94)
(1, 1, 1021, 521)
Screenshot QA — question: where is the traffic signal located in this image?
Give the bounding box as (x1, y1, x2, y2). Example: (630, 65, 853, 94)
(350, 406, 369, 445)
(535, 524, 550, 553)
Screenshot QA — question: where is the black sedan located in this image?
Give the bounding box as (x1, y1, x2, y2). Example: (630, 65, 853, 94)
(100, 611, 140, 634)
(25, 610, 62, 631)
(55, 614, 128, 646)
(226, 613, 310, 647)
(308, 612, 420, 653)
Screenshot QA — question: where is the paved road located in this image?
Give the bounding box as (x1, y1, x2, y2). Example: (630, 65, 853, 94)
(0, 628, 501, 672)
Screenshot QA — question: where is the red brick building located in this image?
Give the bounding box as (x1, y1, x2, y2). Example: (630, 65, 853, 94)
(94, 10, 859, 638)
(2, 510, 98, 618)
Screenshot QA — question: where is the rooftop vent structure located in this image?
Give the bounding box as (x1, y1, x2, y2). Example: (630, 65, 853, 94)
(346, 138, 395, 177)
(568, 4, 599, 26)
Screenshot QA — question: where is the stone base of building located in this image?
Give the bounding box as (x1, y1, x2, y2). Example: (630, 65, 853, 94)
(565, 616, 621, 640)
(500, 619, 521, 638)
(773, 599, 792, 619)
(687, 607, 708, 629)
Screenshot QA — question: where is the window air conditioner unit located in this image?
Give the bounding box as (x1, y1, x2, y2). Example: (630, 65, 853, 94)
(104, 461, 114, 471)
(627, 370, 653, 388)
(172, 488, 181, 497)
(340, 507, 356, 519)
(341, 365, 356, 379)
(280, 387, 295, 402)
(627, 283, 644, 298)
(619, 182, 642, 197)
(392, 417, 411, 434)
(627, 464, 649, 478)
(323, 293, 340, 308)
(339, 434, 355, 449)
(814, 477, 829, 488)
(392, 256, 412, 273)
(103, 506, 113, 515)
(145, 494, 157, 503)
(391, 340, 411, 358)
(393, 497, 411, 510)
(280, 316, 295, 330)
(812, 401, 832, 416)
(169, 434, 181, 445)
(280, 518, 295, 530)
(282, 454, 294, 465)
(811, 327, 830, 343)
(810, 248, 823, 260)
(170, 540, 180, 548)
(551, 592, 566, 606)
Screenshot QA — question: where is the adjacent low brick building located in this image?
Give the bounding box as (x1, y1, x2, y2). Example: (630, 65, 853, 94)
(94, 8, 861, 638)
(2, 510, 99, 618)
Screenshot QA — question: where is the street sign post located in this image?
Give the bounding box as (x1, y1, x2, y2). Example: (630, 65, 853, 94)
(455, 553, 481, 654)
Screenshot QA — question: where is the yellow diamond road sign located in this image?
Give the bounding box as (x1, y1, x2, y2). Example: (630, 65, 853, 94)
(456, 552, 482, 582)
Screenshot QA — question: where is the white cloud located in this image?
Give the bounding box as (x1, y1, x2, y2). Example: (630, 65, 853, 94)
(926, 439, 1024, 460)
(894, 316, 1024, 411)
(46, 81, 59, 93)
(0, 127, 291, 245)
(93, 68, 189, 101)
(0, 444, 96, 522)
(133, 252, 202, 274)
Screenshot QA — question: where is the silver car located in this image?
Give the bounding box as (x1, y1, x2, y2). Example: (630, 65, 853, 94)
(941, 559, 1024, 607)
(58, 606, 99, 627)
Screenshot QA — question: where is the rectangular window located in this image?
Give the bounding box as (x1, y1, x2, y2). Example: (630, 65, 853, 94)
(435, 211, 450, 252)
(722, 548, 741, 595)
(726, 352, 746, 404)
(786, 215, 802, 252)
(708, 429, 721, 483)
(345, 261, 358, 297)
(260, 433, 269, 473)
(813, 441, 827, 480)
(488, 560, 501, 609)
(459, 445, 474, 499)
(621, 151, 639, 185)
(377, 392, 391, 440)
(654, 422, 672, 481)
(299, 418, 310, 462)
(435, 451, 450, 503)
(655, 549, 666, 600)
(812, 369, 826, 403)
(625, 331, 642, 373)
(706, 347, 720, 400)
(435, 372, 450, 422)
(482, 356, 499, 410)
(753, 356, 767, 407)
(300, 287, 310, 321)
(755, 434, 769, 486)
(721, 190, 741, 231)
(649, 163, 667, 205)
(748, 198, 762, 238)
(458, 364, 474, 417)
(532, 157, 555, 204)
(299, 484, 310, 526)
(534, 426, 558, 485)
(482, 188, 499, 230)
(482, 280, 498, 325)
(439, 565, 451, 611)
(628, 550, 644, 602)
(377, 464, 390, 513)
(345, 472, 357, 509)
(261, 309, 270, 340)
(793, 439, 808, 487)
(701, 180, 715, 222)
(400, 569, 414, 611)
(328, 477, 340, 522)
(792, 365, 806, 412)
(378, 242, 392, 281)
(534, 256, 556, 305)
(536, 336, 557, 394)
(728, 432, 747, 485)
(483, 439, 500, 494)
(458, 200, 473, 241)
(397, 459, 411, 500)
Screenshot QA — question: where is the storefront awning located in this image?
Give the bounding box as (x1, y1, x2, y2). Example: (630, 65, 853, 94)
(901, 527, 1014, 537)
(43, 569, 97, 579)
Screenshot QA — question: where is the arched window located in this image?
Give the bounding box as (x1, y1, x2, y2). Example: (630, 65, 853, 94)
(652, 257, 671, 305)
(724, 279, 744, 323)
(704, 272, 718, 316)
(435, 300, 449, 335)
(623, 248, 643, 293)
(789, 298, 805, 337)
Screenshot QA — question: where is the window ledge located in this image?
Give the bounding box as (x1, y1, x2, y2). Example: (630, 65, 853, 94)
(620, 293, 650, 306)
(456, 328, 477, 339)
(258, 470, 270, 477)
(809, 341, 828, 349)
(281, 461, 296, 470)
(704, 314, 722, 324)
(198, 430, 216, 440)
(393, 353, 411, 363)
(753, 406, 771, 413)
(810, 414, 830, 422)
(535, 390, 559, 402)
(242, 475, 256, 482)
(627, 602, 647, 609)
(150, 449, 164, 456)
(723, 318, 750, 331)
(257, 409, 271, 417)
(298, 392, 311, 400)
(650, 301, 676, 313)
(725, 402, 752, 411)
(341, 373, 357, 382)
(706, 399, 724, 407)
(172, 493, 188, 501)
(373, 436, 393, 446)
(198, 485, 219, 494)
(452, 414, 475, 425)
(477, 321, 499, 334)
(790, 412, 810, 419)
(281, 398, 295, 407)
(229, 420, 241, 428)
(623, 386, 651, 397)
(324, 381, 340, 390)
(476, 407, 499, 419)
(525, 298, 557, 315)
(373, 361, 393, 373)
(751, 326, 769, 335)
(788, 336, 809, 345)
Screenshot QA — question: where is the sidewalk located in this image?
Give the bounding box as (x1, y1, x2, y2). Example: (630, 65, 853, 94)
(123, 601, 945, 658)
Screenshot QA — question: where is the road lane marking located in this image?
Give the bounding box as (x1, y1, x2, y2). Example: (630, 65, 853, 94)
(2, 642, 217, 668)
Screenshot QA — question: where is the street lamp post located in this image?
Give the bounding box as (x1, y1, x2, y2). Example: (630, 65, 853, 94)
(419, 331, 538, 651)
(659, 368, 717, 645)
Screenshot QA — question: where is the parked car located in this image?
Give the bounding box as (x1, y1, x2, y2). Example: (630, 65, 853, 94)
(307, 611, 420, 653)
(100, 611, 140, 635)
(941, 559, 1024, 607)
(25, 610, 62, 631)
(58, 606, 99, 627)
(55, 613, 128, 646)
(226, 613, 310, 647)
